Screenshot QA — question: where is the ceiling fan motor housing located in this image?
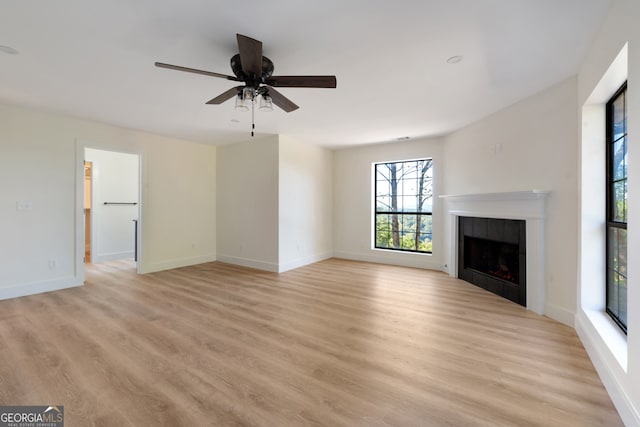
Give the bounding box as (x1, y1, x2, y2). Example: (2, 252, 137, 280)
(230, 53, 274, 86)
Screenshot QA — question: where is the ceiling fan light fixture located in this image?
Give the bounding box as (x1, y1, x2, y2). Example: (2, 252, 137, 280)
(242, 87, 255, 101)
(235, 94, 249, 111)
(259, 94, 273, 112)
(235, 87, 257, 111)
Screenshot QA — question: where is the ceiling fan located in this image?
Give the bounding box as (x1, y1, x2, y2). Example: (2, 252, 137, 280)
(155, 34, 337, 135)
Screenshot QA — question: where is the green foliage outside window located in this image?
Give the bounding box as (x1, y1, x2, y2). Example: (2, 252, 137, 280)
(374, 159, 433, 254)
(606, 82, 628, 333)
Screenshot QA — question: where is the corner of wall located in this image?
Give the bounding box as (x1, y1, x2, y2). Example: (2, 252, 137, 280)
(544, 303, 576, 327)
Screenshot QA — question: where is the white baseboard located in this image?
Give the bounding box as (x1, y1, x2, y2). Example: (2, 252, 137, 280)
(576, 310, 640, 427)
(333, 250, 444, 271)
(0, 276, 83, 300)
(278, 252, 333, 273)
(92, 251, 135, 264)
(215, 254, 279, 273)
(140, 254, 216, 274)
(544, 303, 576, 327)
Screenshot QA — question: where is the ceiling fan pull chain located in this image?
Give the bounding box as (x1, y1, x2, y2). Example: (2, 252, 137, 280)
(251, 96, 255, 137)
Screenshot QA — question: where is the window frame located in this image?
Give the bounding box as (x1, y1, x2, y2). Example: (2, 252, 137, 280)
(605, 81, 628, 334)
(373, 158, 433, 254)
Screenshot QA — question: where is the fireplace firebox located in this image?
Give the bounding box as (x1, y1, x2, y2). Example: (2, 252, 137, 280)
(458, 217, 526, 306)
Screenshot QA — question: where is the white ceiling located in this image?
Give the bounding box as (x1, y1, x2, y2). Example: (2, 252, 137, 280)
(0, 0, 611, 147)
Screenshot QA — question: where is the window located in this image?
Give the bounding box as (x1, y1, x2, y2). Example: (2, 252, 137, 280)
(374, 159, 433, 253)
(606, 82, 628, 333)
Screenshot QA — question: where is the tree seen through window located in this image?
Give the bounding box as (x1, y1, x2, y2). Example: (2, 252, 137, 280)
(374, 159, 433, 253)
(606, 82, 628, 333)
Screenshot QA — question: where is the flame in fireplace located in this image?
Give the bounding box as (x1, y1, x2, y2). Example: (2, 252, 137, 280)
(488, 264, 516, 283)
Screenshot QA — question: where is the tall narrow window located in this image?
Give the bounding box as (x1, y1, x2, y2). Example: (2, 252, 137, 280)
(374, 159, 433, 253)
(606, 82, 628, 333)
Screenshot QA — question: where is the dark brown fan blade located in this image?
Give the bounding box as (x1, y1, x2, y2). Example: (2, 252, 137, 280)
(206, 86, 243, 105)
(266, 87, 299, 112)
(155, 62, 239, 81)
(236, 34, 263, 77)
(266, 75, 337, 88)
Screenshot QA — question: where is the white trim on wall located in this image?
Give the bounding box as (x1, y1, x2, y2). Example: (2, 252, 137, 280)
(141, 255, 217, 275)
(215, 254, 280, 273)
(75, 140, 143, 275)
(333, 250, 443, 271)
(278, 252, 333, 273)
(0, 276, 81, 301)
(75, 141, 86, 285)
(576, 311, 640, 426)
(92, 251, 136, 264)
(440, 190, 549, 317)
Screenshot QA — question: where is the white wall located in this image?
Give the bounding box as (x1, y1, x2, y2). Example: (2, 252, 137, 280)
(333, 138, 444, 270)
(216, 136, 280, 271)
(332, 79, 579, 323)
(279, 136, 333, 272)
(0, 102, 217, 299)
(138, 135, 216, 273)
(216, 135, 333, 273)
(0, 105, 76, 297)
(576, 0, 640, 424)
(441, 77, 580, 326)
(85, 148, 139, 263)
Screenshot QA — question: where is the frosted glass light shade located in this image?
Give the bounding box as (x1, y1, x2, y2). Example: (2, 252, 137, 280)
(260, 95, 273, 111)
(235, 95, 249, 111)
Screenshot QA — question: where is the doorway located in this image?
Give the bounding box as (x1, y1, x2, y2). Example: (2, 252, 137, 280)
(84, 148, 140, 266)
(84, 161, 93, 263)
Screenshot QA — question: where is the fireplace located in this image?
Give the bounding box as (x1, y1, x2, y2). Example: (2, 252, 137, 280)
(458, 216, 526, 306)
(440, 190, 548, 314)
(464, 237, 519, 284)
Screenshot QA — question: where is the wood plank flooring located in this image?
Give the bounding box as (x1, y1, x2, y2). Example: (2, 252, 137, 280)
(0, 258, 623, 426)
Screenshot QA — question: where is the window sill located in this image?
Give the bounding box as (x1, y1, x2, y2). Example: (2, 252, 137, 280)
(583, 308, 627, 372)
(372, 248, 433, 256)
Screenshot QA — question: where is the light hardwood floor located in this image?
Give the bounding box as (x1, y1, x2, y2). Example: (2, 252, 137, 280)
(0, 259, 623, 426)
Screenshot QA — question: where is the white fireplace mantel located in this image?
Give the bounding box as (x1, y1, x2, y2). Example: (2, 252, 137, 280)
(439, 190, 549, 315)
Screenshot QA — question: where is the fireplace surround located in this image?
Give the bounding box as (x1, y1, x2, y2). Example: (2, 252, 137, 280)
(440, 190, 549, 314)
(458, 216, 526, 306)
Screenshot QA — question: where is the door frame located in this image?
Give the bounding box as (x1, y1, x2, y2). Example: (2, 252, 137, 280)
(84, 160, 93, 264)
(74, 140, 143, 282)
